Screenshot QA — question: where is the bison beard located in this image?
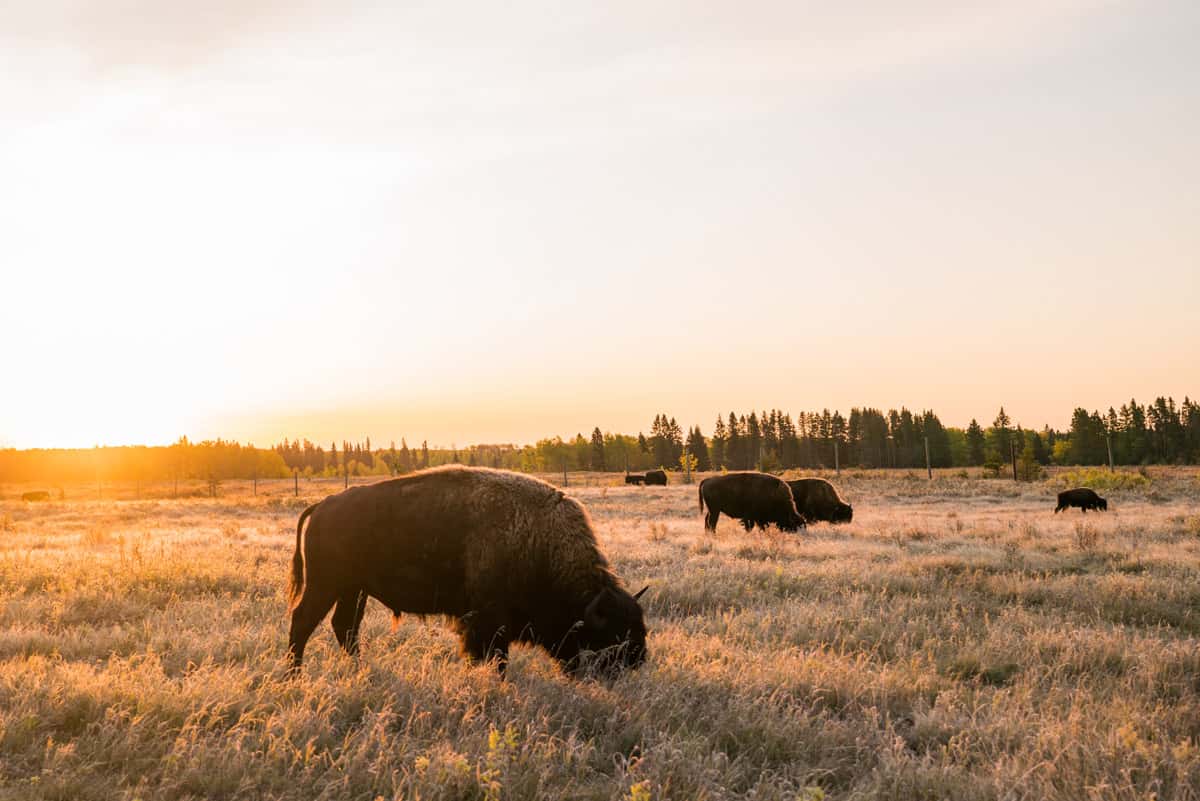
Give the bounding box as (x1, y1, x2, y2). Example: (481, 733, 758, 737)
(287, 467, 648, 678)
(698, 472, 806, 533)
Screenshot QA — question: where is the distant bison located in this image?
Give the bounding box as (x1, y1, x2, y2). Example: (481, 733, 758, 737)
(644, 469, 668, 486)
(624, 474, 646, 485)
(698, 472, 805, 533)
(21, 491, 51, 502)
(1055, 487, 1108, 513)
(787, 478, 853, 524)
(288, 466, 648, 678)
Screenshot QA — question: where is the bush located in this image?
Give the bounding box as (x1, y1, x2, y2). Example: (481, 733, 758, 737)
(1055, 468, 1150, 492)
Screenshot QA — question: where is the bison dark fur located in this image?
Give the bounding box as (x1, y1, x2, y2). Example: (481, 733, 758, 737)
(1055, 487, 1108, 513)
(698, 472, 806, 533)
(624, 474, 646, 485)
(21, 491, 51, 502)
(287, 466, 648, 678)
(787, 478, 853, 524)
(644, 470, 668, 486)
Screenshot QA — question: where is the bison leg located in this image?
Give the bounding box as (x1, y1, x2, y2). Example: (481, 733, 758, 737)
(287, 586, 339, 672)
(331, 589, 368, 656)
(457, 612, 511, 676)
(704, 508, 720, 532)
(1054, 503, 1064, 513)
(742, 518, 754, 532)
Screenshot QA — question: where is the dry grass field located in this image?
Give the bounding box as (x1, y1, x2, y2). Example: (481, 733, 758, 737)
(2, 468, 1200, 800)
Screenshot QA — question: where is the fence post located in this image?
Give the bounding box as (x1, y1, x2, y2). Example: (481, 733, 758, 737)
(685, 445, 691, 484)
(924, 436, 932, 480)
(294, 469, 299, 497)
(1106, 435, 1115, 473)
(1011, 439, 1018, 481)
(562, 458, 568, 487)
(253, 468, 257, 496)
(834, 440, 840, 477)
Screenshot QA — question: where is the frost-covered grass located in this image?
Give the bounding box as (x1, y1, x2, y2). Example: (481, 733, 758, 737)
(2, 471, 1200, 800)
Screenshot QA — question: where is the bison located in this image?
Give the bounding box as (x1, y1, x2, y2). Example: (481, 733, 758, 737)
(787, 478, 853, 524)
(624, 474, 646, 485)
(698, 472, 806, 533)
(287, 466, 648, 678)
(21, 491, 51, 502)
(644, 469, 668, 486)
(1055, 487, 1108, 513)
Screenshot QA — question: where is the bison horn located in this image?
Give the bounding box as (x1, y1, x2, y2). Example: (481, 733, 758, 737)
(585, 589, 608, 629)
(633, 585, 649, 601)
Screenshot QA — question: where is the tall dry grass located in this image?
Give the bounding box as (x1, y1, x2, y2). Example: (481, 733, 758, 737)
(1, 471, 1199, 799)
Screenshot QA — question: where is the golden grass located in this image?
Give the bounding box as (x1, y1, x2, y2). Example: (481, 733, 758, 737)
(1, 471, 1199, 799)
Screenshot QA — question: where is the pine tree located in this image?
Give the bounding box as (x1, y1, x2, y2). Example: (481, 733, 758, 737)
(965, 420, 985, 466)
(687, 426, 711, 471)
(727, 412, 742, 469)
(667, 417, 684, 467)
(987, 408, 1012, 465)
(590, 427, 606, 471)
(711, 415, 727, 469)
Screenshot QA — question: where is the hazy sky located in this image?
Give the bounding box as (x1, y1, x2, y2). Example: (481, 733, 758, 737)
(2, 1, 1197, 448)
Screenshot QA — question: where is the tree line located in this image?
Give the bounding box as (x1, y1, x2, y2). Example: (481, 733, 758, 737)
(2, 396, 1197, 484)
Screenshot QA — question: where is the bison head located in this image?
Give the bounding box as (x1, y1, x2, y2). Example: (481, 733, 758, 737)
(1098, 498, 1108, 511)
(834, 503, 853, 523)
(573, 585, 648, 677)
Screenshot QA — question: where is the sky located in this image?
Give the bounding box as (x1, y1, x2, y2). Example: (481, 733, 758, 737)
(1, 1, 1197, 449)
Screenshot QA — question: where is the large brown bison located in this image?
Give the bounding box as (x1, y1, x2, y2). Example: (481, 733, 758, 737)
(287, 466, 648, 678)
(20, 491, 51, 502)
(787, 478, 853, 524)
(644, 469, 668, 486)
(1055, 487, 1108, 513)
(698, 472, 805, 533)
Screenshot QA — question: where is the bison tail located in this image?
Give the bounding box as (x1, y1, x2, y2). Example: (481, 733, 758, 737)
(289, 503, 318, 610)
(698, 483, 705, 513)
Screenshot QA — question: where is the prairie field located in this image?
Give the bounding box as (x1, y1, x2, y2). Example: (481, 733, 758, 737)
(2, 468, 1200, 800)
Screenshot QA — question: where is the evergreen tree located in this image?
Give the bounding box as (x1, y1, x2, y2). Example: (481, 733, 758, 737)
(590, 427, 606, 471)
(986, 407, 1012, 464)
(746, 412, 762, 469)
(667, 417, 684, 467)
(687, 426, 711, 471)
(711, 415, 727, 469)
(965, 419, 985, 466)
(727, 412, 742, 469)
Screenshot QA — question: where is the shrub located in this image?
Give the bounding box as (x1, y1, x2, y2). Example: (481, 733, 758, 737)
(1055, 468, 1150, 492)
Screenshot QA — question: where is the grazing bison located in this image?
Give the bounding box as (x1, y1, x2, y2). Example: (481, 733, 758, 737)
(787, 478, 853, 524)
(1055, 487, 1108, 513)
(288, 466, 648, 678)
(644, 469, 668, 486)
(624, 474, 646, 485)
(21, 491, 51, 502)
(698, 472, 806, 533)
